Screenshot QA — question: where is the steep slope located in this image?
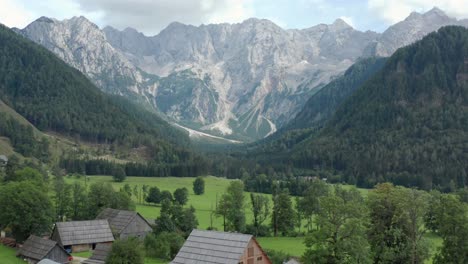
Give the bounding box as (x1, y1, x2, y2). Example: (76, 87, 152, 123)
(0, 24, 191, 163)
(287, 26, 468, 190)
(285, 57, 387, 131)
(250, 57, 387, 155)
(0, 99, 49, 161)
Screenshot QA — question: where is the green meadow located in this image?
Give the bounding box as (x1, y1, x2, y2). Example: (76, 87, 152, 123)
(64, 175, 308, 258)
(0, 244, 26, 264)
(61, 175, 441, 263)
(0, 175, 444, 264)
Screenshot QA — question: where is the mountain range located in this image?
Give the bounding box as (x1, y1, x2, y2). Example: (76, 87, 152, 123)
(14, 7, 468, 141)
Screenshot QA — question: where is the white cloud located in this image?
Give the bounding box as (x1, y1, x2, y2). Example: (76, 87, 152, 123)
(368, 0, 468, 24)
(0, 0, 35, 28)
(206, 0, 254, 24)
(74, 0, 255, 35)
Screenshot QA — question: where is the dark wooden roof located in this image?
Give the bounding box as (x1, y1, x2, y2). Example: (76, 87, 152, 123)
(54, 220, 114, 246)
(171, 229, 253, 264)
(96, 208, 151, 234)
(82, 243, 112, 264)
(18, 235, 68, 261)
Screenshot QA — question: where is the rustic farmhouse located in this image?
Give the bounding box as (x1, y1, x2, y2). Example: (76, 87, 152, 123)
(17, 235, 70, 264)
(96, 208, 152, 239)
(51, 220, 114, 253)
(171, 229, 271, 264)
(82, 243, 112, 264)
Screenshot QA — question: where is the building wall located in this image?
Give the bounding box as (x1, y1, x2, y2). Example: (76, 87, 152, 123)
(238, 239, 271, 264)
(72, 244, 91, 253)
(120, 216, 152, 240)
(45, 245, 70, 263)
(51, 229, 62, 246)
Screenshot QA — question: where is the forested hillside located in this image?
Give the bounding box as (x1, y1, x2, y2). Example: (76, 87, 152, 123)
(0, 25, 193, 164)
(0, 100, 49, 162)
(251, 57, 387, 154)
(286, 57, 387, 131)
(287, 26, 468, 190)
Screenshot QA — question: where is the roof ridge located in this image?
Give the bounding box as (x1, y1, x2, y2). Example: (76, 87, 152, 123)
(57, 219, 109, 225)
(192, 229, 253, 238)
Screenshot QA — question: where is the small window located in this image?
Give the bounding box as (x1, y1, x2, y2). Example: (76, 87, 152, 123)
(257, 256, 263, 261)
(248, 247, 254, 257)
(238, 262, 243, 264)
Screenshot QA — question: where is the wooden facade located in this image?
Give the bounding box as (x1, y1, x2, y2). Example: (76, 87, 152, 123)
(238, 238, 270, 264)
(17, 235, 70, 264)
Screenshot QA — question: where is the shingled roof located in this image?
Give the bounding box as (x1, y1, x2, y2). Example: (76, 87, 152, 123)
(54, 220, 114, 246)
(171, 229, 253, 264)
(82, 243, 112, 264)
(96, 208, 150, 234)
(18, 235, 67, 261)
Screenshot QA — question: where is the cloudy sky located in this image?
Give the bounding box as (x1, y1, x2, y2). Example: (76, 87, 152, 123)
(1, 0, 467, 35)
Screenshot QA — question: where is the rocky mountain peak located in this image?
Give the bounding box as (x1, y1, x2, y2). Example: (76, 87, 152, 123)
(330, 18, 353, 30)
(363, 7, 463, 57)
(406, 11, 422, 20)
(424, 7, 448, 18)
(34, 16, 55, 24)
(19, 16, 149, 96)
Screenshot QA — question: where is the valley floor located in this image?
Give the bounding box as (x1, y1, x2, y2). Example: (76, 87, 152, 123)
(0, 175, 444, 264)
(63, 175, 442, 264)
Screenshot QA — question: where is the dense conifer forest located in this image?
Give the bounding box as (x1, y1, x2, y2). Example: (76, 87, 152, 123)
(239, 26, 468, 191)
(0, 25, 198, 165)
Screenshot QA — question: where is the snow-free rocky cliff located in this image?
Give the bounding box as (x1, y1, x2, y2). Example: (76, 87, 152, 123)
(16, 8, 468, 141)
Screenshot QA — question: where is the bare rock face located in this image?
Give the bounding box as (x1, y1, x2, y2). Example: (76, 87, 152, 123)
(16, 8, 467, 140)
(363, 7, 466, 57)
(19, 16, 152, 97)
(102, 18, 378, 139)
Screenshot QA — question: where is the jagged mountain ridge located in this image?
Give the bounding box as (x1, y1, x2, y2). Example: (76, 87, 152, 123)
(15, 7, 468, 141)
(103, 17, 377, 140)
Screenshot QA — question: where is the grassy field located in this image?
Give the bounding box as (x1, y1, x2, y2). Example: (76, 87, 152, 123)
(64, 175, 442, 262)
(0, 244, 25, 264)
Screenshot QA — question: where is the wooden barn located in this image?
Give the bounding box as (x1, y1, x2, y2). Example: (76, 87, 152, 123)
(51, 220, 114, 253)
(17, 235, 70, 264)
(171, 229, 271, 264)
(96, 208, 152, 239)
(82, 243, 112, 264)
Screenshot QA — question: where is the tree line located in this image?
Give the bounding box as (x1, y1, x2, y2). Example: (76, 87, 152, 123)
(214, 179, 468, 264)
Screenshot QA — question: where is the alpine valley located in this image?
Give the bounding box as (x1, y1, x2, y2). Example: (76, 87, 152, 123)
(1, 4, 468, 264)
(15, 7, 468, 141)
